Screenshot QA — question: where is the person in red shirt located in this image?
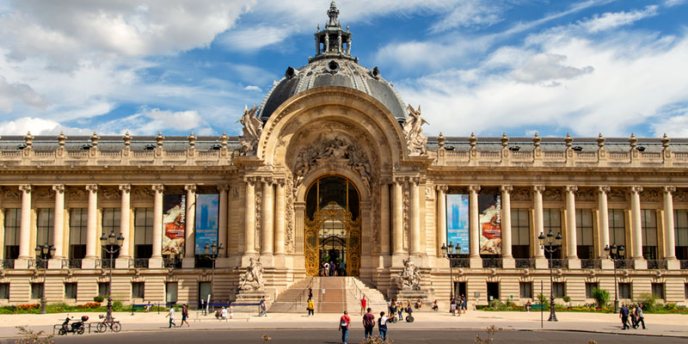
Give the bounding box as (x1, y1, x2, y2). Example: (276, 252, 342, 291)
(360, 296, 367, 315)
(338, 310, 351, 344)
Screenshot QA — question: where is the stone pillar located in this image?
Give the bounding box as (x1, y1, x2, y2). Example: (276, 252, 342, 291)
(51, 185, 65, 260)
(500, 185, 514, 268)
(274, 180, 286, 256)
(436, 185, 447, 257)
(598, 186, 612, 269)
(410, 178, 421, 255)
(392, 180, 404, 255)
(85, 185, 98, 259)
(630, 186, 646, 268)
(114, 184, 131, 269)
(18, 185, 32, 261)
(218, 184, 229, 257)
(533, 185, 547, 268)
(261, 178, 275, 256)
(150, 184, 164, 268)
(182, 184, 196, 268)
(664, 186, 679, 269)
(244, 178, 257, 255)
(565, 186, 580, 268)
(468, 185, 482, 268)
(380, 183, 390, 257)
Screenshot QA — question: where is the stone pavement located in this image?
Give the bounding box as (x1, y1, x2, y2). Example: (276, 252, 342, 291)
(0, 309, 685, 339)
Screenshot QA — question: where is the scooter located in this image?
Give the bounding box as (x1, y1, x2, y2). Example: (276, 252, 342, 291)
(58, 315, 89, 335)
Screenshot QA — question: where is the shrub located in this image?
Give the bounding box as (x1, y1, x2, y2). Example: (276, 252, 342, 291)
(17, 304, 39, 311)
(93, 296, 105, 303)
(536, 293, 550, 309)
(112, 300, 125, 311)
(81, 302, 102, 309)
(637, 293, 657, 312)
(591, 288, 610, 309)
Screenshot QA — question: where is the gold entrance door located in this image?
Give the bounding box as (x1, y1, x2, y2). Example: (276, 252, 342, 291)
(304, 176, 361, 276)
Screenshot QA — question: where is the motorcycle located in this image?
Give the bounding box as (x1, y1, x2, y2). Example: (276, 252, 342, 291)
(58, 315, 89, 335)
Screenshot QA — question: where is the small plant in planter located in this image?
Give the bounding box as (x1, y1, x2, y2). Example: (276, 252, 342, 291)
(562, 296, 571, 309)
(93, 296, 105, 303)
(591, 288, 609, 310)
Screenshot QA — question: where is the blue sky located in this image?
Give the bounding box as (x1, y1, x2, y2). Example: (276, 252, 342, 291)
(0, 0, 687, 138)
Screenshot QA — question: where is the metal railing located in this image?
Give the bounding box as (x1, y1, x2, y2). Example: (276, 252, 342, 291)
(1, 259, 14, 269)
(450, 258, 470, 268)
(646, 259, 667, 270)
(64, 259, 83, 269)
(680, 260, 688, 269)
(482, 258, 502, 268)
(581, 259, 601, 269)
(163, 256, 182, 269)
(100, 258, 115, 269)
(614, 259, 633, 269)
(130, 258, 149, 269)
(549, 259, 567, 269)
(515, 258, 534, 269)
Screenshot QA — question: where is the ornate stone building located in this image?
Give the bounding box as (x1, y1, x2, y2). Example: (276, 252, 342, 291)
(1, 2, 687, 309)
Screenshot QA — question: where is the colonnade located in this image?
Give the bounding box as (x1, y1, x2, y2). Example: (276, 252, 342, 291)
(242, 177, 287, 257)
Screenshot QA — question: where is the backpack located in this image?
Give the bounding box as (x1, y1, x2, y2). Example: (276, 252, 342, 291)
(363, 314, 375, 327)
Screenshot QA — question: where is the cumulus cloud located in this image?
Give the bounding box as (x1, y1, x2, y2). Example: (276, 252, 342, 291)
(96, 108, 207, 135)
(579, 5, 658, 33)
(0, 76, 46, 112)
(0, 117, 61, 135)
(430, 0, 503, 33)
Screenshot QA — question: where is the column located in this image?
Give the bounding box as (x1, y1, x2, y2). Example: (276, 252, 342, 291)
(500, 185, 513, 259)
(274, 180, 286, 255)
(630, 186, 645, 263)
(51, 185, 65, 259)
(380, 183, 390, 257)
(392, 180, 404, 255)
(85, 184, 98, 259)
(118, 184, 131, 259)
(533, 185, 546, 263)
(598, 186, 613, 269)
(182, 184, 196, 268)
(261, 178, 274, 255)
(18, 185, 32, 261)
(468, 185, 480, 258)
(244, 178, 257, 255)
(664, 186, 679, 269)
(410, 178, 421, 255)
(436, 185, 447, 257)
(150, 184, 164, 268)
(218, 185, 229, 257)
(565, 186, 580, 268)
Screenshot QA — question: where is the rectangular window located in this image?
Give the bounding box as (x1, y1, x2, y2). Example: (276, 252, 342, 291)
(651, 283, 665, 300)
(585, 282, 599, 299)
(641, 210, 658, 260)
(98, 282, 109, 297)
(685, 283, 688, 299)
(134, 208, 154, 259)
(511, 208, 530, 258)
(552, 282, 566, 298)
(543, 209, 562, 259)
(609, 209, 626, 247)
(31, 283, 44, 299)
(576, 209, 594, 259)
(674, 210, 688, 260)
(4, 208, 21, 260)
(0, 283, 9, 299)
(132, 282, 145, 299)
(65, 283, 77, 299)
(101, 208, 121, 261)
(619, 282, 632, 299)
(69, 208, 88, 260)
(166, 282, 178, 304)
(519, 282, 533, 299)
(36, 208, 54, 247)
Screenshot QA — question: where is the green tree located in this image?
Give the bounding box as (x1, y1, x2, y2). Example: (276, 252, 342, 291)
(591, 288, 610, 309)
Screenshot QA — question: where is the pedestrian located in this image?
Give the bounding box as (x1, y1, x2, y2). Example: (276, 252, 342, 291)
(323, 262, 330, 276)
(432, 299, 439, 312)
(378, 311, 388, 341)
(166, 306, 176, 328)
(338, 310, 351, 344)
(221, 306, 228, 320)
(362, 307, 375, 339)
(308, 287, 313, 299)
(181, 304, 190, 327)
(360, 295, 367, 315)
(619, 303, 630, 330)
(635, 303, 646, 329)
(396, 301, 403, 320)
(461, 295, 468, 313)
(307, 297, 315, 316)
(259, 296, 267, 317)
(630, 304, 638, 328)
(450, 297, 457, 315)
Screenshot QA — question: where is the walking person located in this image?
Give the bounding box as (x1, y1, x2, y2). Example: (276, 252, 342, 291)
(180, 304, 190, 327)
(396, 301, 403, 321)
(259, 296, 267, 317)
(307, 297, 315, 316)
(619, 303, 630, 330)
(378, 311, 388, 341)
(362, 307, 375, 339)
(338, 310, 351, 344)
(635, 303, 646, 329)
(360, 295, 367, 315)
(450, 297, 457, 316)
(630, 304, 638, 328)
(166, 306, 176, 328)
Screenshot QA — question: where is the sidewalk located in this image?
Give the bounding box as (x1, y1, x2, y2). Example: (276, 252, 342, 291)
(1, 310, 685, 339)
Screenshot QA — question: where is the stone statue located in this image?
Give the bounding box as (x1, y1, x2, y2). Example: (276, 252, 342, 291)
(292, 136, 372, 190)
(239, 257, 264, 291)
(396, 257, 422, 291)
(239, 106, 263, 156)
(403, 104, 428, 155)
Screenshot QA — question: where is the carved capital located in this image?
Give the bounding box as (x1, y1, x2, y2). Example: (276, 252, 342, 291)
(119, 184, 131, 193)
(217, 184, 230, 192)
(468, 185, 481, 193)
(184, 184, 197, 193)
(565, 185, 578, 193)
(52, 184, 65, 194)
(663, 186, 676, 194)
(261, 177, 274, 186)
(598, 186, 610, 193)
(500, 185, 513, 193)
(275, 178, 286, 187)
(85, 184, 98, 193)
(533, 185, 546, 193)
(244, 177, 257, 185)
(630, 186, 643, 194)
(19, 184, 31, 193)
(152, 184, 165, 193)
(436, 184, 448, 193)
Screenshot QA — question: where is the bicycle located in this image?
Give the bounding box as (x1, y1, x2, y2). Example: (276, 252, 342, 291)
(95, 314, 122, 333)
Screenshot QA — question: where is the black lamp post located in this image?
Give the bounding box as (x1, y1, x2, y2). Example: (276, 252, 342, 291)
(604, 244, 625, 313)
(34, 244, 55, 314)
(204, 241, 223, 304)
(538, 229, 562, 322)
(100, 229, 124, 322)
(441, 242, 461, 300)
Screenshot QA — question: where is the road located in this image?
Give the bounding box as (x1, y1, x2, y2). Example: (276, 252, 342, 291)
(50, 328, 686, 344)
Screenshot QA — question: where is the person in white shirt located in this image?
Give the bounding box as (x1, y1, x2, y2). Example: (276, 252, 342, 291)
(166, 307, 176, 328)
(221, 307, 228, 320)
(378, 311, 388, 340)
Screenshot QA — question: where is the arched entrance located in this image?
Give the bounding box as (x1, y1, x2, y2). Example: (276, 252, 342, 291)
(304, 176, 361, 276)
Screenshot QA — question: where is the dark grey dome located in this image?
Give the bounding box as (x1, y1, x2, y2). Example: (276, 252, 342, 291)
(257, 58, 407, 121)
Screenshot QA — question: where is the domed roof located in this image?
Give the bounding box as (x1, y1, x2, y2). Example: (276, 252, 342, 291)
(257, 2, 406, 122)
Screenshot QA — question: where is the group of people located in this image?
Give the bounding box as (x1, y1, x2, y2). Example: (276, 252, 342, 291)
(388, 299, 415, 323)
(321, 261, 347, 276)
(619, 303, 646, 330)
(449, 295, 468, 315)
(165, 304, 190, 328)
(339, 308, 389, 344)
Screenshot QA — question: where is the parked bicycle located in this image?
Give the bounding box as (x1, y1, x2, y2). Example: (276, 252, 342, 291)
(95, 314, 122, 333)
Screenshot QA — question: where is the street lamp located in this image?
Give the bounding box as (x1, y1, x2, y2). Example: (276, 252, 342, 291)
(538, 229, 562, 322)
(100, 229, 124, 323)
(441, 242, 461, 300)
(604, 244, 625, 313)
(204, 241, 223, 304)
(34, 244, 56, 314)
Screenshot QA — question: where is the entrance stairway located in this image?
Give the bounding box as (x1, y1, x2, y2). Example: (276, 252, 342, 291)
(269, 277, 387, 314)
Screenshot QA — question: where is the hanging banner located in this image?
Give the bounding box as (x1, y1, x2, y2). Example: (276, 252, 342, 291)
(195, 194, 219, 254)
(479, 192, 502, 255)
(446, 194, 469, 254)
(162, 194, 186, 256)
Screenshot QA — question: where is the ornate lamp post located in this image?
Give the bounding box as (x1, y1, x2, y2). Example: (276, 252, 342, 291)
(100, 229, 124, 322)
(204, 241, 223, 303)
(538, 229, 562, 322)
(441, 242, 461, 300)
(604, 244, 625, 313)
(34, 244, 55, 314)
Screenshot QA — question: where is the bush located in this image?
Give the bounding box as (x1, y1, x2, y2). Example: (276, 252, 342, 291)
(112, 300, 125, 311)
(536, 293, 550, 309)
(637, 293, 657, 312)
(591, 288, 610, 309)
(81, 302, 102, 309)
(93, 296, 105, 303)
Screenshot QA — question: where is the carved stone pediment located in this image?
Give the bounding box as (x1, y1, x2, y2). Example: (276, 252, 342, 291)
(543, 188, 562, 202)
(511, 187, 532, 202)
(577, 188, 596, 202)
(643, 188, 661, 202)
(608, 188, 627, 202)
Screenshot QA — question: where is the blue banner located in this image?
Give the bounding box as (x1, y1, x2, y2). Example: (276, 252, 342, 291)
(195, 194, 219, 255)
(446, 194, 469, 254)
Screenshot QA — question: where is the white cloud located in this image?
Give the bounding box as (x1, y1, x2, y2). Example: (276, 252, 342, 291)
(652, 112, 688, 137)
(664, 0, 686, 7)
(244, 85, 262, 92)
(96, 108, 205, 135)
(0, 76, 45, 112)
(0, 117, 60, 135)
(430, 0, 502, 33)
(219, 26, 291, 52)
(579, 5, 658, 33)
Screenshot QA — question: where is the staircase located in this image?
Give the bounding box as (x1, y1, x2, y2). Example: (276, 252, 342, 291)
(268, 277, 388, 313)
